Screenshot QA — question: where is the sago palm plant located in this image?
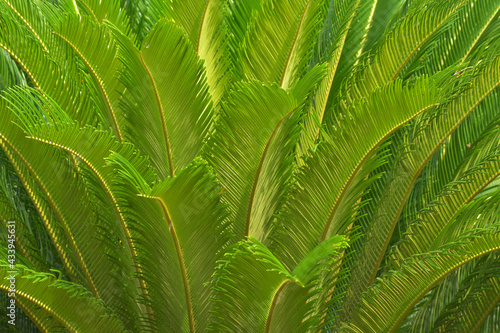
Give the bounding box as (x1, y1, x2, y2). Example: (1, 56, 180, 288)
(0, 0, 500, 331)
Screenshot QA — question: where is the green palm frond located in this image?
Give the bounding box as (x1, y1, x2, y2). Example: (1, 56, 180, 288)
(0, 149, 56, 274)
(0, 0, 54, 53)
(0, 260, 127, 332)
(339, 55, 500, 323)
(420, 253, 500, 333)
(239, 0, 327, 89)
(389, 83, 500, 267)
(272, 74, 449, 270)
(225, 0, 263, 81)
(345, 188, 500, 333)
(193, 0, 231, 106)
(54, 15, 126, 141)
(2, 0, 500, 332)
(321, 0, 397, 115)
(298, 0, 361, 154)
(346, 0, 465, 103)
(427, 0, 500, 72)
(203, 82, 301, 240)
(104, 152, 186, 332)
(138, 18, 215, 177)
(0, 1, 95, 119)
(120, 0, 167, 44)
(112, 17, 217, 180)
(74, 0, 131, 36)
(2, 87, 151, 327)
(0, 49, 26, 90)
(209, 236, 348, 332)
(142, 158, 231, 331)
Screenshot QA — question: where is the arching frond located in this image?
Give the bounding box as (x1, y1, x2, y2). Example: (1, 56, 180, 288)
(240, 0, 327, 89)
(139, 18, 215, 177)
(272, 74, 449, 270)
(203, 82, 300, 240)
(74, 0, 131, 36)
(54, 15, 126, 141)
(209, 236, 348, 332)
(345, 194, 500, 332)
(2, 87, 149, 329)
(339, 56, 500, 323)
(0, 260, 127, 333)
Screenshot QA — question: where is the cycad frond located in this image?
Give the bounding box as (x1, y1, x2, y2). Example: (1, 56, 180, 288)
(272, 74, 448, 270)
(209, 236, 348, 332)
(203, 82, 301, 240)
(2, 0, 500, 331)
(0, 261, 127, 332)
(345, 189, 500, 333)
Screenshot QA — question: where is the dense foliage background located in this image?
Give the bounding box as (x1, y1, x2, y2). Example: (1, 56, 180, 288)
(0, 0, 500, 332)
